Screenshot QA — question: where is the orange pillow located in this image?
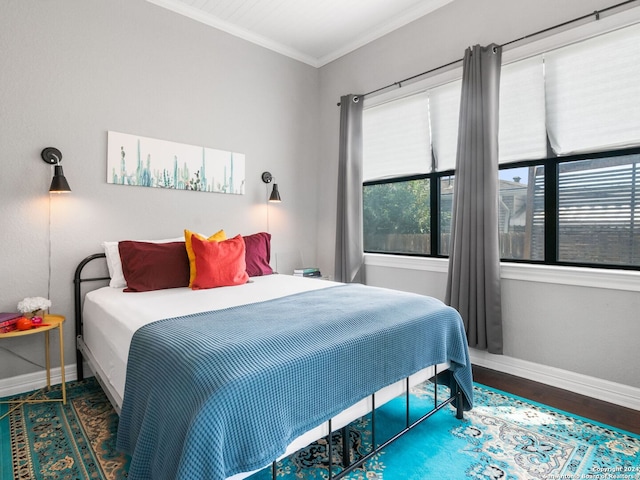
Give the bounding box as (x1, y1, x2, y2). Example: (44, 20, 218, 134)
(191, 234, 249, 289)
(184, 229, 226, 287)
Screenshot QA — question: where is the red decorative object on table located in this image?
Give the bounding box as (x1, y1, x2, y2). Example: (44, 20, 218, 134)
(16, 317, 34, 331)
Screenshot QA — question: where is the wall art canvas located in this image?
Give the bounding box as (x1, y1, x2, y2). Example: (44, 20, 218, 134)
(107, 131, 245, 195)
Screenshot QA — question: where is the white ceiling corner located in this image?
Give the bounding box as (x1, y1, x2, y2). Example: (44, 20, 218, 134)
(146, 0, 454, 67)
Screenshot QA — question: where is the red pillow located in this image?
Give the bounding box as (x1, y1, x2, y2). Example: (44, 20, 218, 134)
(243, 232, 273, 277)
(118, 241, 190, 292)
(191, 234, 249, 289)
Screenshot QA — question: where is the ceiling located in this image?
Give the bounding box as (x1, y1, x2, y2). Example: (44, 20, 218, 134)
(147, 0, 453, 67)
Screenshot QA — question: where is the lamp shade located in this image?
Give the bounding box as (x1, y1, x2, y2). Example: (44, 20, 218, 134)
(50, 165, 71, 193)
(269, 183, 281, 202)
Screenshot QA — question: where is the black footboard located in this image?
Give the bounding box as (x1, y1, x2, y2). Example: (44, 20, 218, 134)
(270, 366, 465, 480)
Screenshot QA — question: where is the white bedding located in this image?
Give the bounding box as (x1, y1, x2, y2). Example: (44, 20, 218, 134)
(83, 274, 338, 406)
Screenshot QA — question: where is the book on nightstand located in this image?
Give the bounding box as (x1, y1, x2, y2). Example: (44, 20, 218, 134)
(0, 312, 22, 333)
(293, 267, 322, 277)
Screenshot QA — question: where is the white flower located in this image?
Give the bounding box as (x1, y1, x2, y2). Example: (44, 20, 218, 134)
(17, 297, 52, 314)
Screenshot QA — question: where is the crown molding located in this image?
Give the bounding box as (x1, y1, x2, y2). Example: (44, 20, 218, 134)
(147, 0, 453, 68)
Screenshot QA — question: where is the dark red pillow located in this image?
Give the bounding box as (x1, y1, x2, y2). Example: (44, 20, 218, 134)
(243, 232, 273, 277)
(118, 241, 190, 292)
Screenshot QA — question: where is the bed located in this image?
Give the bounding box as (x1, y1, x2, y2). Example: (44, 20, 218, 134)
(73, 237, 473, 480)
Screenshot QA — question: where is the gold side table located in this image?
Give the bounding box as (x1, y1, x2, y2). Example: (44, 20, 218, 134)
(0, 314, 66, 419)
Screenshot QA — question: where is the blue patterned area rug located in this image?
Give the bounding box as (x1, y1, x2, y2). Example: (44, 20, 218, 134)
(0, 378, 129, 479)
(249, 382, 640, 480)
(1, 378, 639, 480)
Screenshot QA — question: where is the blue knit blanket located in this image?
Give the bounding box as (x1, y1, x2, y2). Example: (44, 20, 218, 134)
(116, 284, 473, 480)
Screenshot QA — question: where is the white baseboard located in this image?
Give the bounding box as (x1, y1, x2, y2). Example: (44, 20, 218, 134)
(0, 364, 77, 398)
(470, 349, 640, 411)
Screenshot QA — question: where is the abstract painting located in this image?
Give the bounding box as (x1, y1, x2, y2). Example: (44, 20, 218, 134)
(106, 131, 245, 194)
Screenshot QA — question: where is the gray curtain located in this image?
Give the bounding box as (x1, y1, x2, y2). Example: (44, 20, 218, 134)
(335, 94, 365, 283)
(445, 44, 503, 354)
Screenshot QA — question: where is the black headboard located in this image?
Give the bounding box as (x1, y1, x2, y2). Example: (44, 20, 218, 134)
(73, 253, 109, 379)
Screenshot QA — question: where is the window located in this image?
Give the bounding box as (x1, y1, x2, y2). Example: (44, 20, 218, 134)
(557, 153, 640, 266)
(498, 165, 544, 261)
(362, 19, 640, 270)
(363, 173, 457, 257)
(498, 57, 547, 162)
(439, 175, 455, 256)
(363, 178, 431, 255)
(363, 93, 431, 181)
(545, 22, 640, 155)
(430, 81, 461, 171)
(365, 150, 640, 268)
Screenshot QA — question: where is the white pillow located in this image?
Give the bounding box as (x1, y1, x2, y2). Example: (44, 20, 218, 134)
(102, 237, 183, 288)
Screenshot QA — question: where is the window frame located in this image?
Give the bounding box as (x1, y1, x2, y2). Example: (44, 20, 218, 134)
(363, 169, 454, 259)
(363, 146, 640, 271)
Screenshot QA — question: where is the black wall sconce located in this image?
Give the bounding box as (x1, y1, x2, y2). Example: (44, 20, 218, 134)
(41, 147, 71, 193)
(261, 171, 281, 202)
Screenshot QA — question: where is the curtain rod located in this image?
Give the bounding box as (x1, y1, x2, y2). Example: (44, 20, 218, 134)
(337, 0, 638, 106)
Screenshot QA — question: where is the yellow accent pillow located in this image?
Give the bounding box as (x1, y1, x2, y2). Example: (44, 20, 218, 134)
(184, 229, 226, 287)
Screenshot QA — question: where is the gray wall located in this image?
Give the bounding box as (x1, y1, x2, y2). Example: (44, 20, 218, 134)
(0, 0, 320, 379)
(365, 262, 640, 388)
(316, 0, 640, 389)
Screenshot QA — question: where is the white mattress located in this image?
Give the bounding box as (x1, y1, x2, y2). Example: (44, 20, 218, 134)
(83, 274, 338, 406)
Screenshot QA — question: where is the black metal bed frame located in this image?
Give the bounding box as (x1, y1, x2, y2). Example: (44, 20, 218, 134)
(73, 252, 109, 381)
(287, 370, 464, 480)
(73, 252, 465, 479)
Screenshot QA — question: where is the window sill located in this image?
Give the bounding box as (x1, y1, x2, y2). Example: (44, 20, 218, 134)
(364, 253, 640, 292)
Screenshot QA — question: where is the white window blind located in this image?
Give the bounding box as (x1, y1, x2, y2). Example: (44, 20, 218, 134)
(429, 80, 461, 171)
(545, 22, 640, 155)
(363, 92, 430, 182)
(499, 56, 547, 163)
(363, 19, 640, 179)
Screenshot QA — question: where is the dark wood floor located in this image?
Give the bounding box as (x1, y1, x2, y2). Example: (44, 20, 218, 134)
(472, 365, 640, 435)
